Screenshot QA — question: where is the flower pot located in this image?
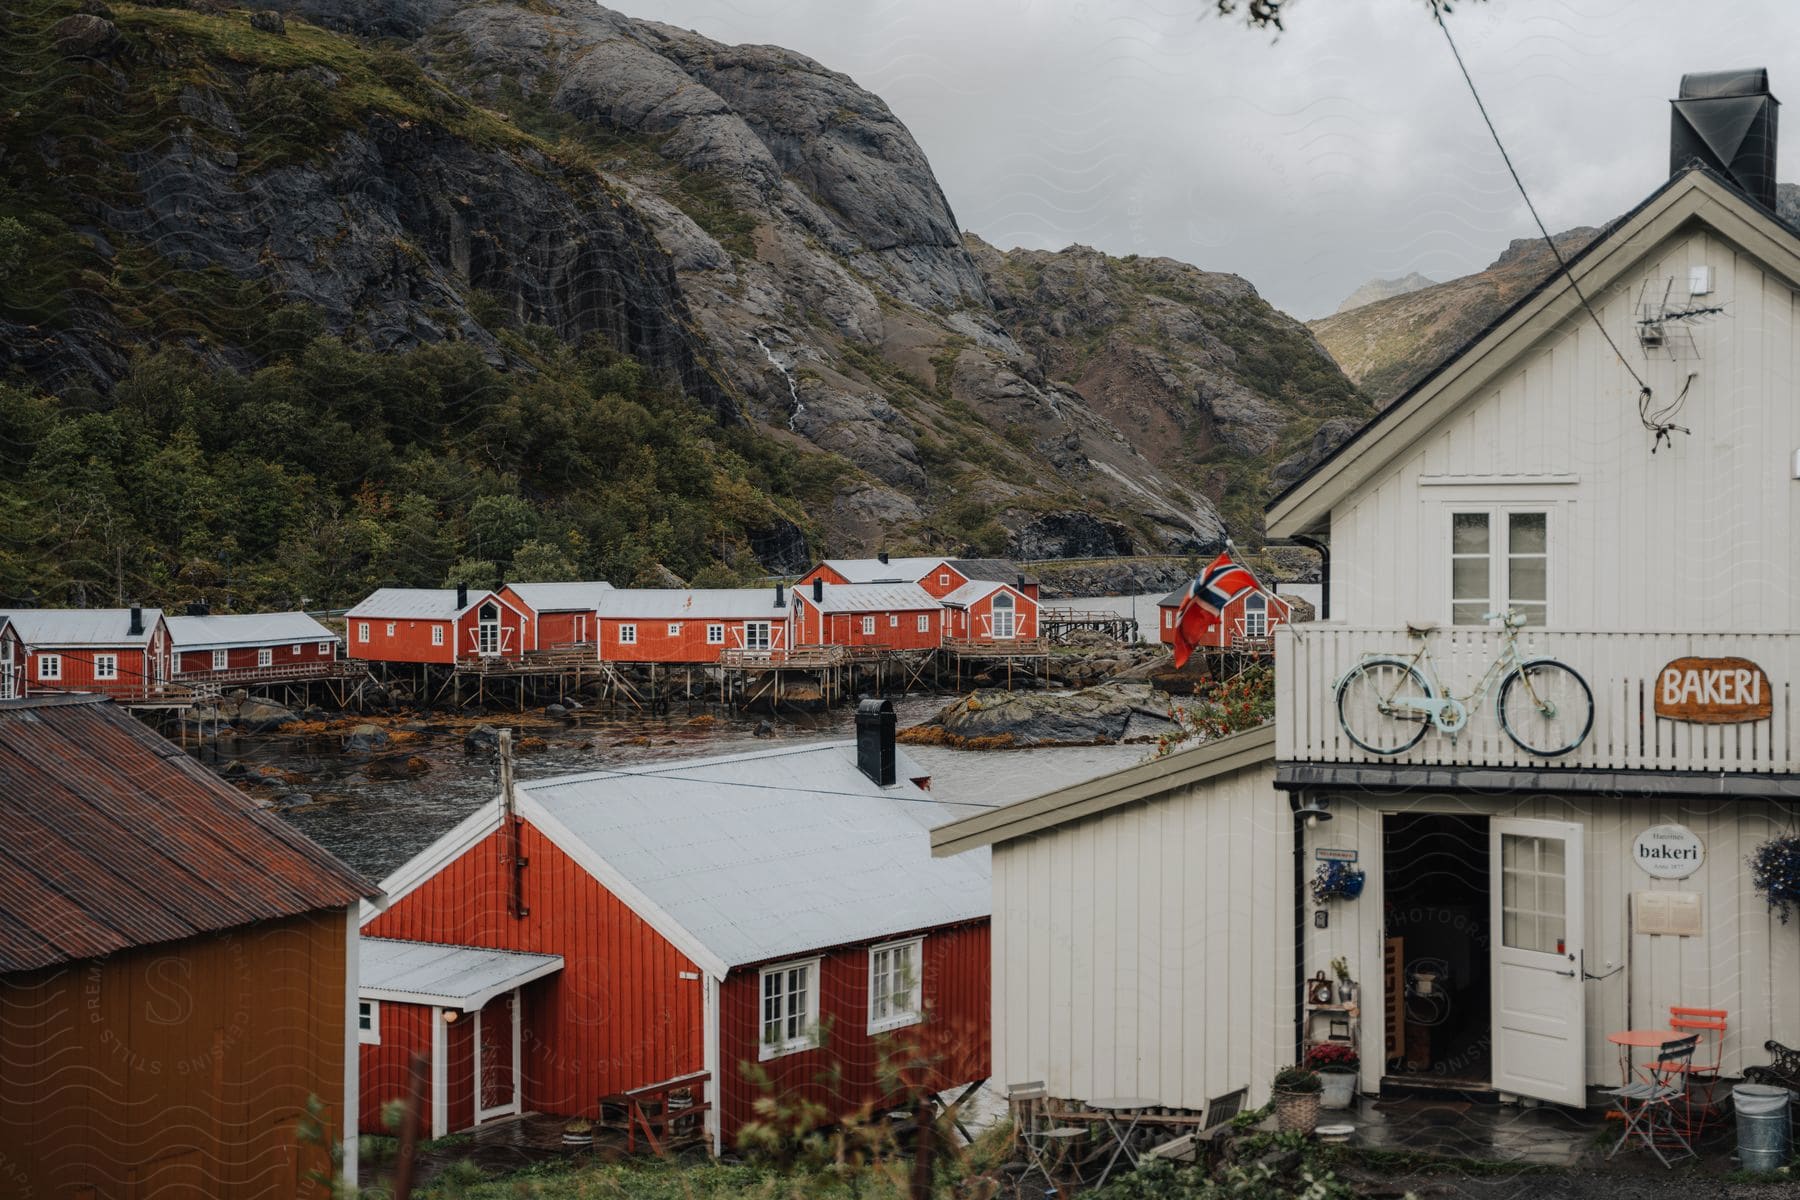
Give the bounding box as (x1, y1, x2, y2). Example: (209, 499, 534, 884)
(1318, 1067, 1357, 1110)
(562, 1128, 594, 1147)
(1274, 1088, 1320, 1135)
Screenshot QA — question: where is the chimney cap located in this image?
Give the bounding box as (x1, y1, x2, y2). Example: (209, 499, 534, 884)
(877, 551, 889, 564)
(1678, 67, 1771, 100)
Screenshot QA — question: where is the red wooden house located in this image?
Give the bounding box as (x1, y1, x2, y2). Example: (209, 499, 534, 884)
(167, 610, 341, 678)
(0, 616, 21, 700)
(356, 702, 992, 1149)
(592, 588, 794, 663)
(1, 607, 174, 699)
(1154, 578, 1292, 651)
(498, 581, 614, 650)
(790, 580, 943, 651)
(0, 694, 375, 1197)
(346, 586, 534, 665)
(800, 555, 1039, 601)
(939, 581, 1039, 642)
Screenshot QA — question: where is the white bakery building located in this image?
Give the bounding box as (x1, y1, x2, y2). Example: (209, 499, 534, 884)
(934, 80, 1800, 1115)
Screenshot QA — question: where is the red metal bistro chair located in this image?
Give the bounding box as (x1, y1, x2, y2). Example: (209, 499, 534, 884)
(1606, 1035, 1700, 1168)
(1662, 1007, 1727, 1137)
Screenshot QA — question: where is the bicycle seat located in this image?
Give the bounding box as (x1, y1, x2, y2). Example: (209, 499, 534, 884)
(1405, 620, 1437, 637)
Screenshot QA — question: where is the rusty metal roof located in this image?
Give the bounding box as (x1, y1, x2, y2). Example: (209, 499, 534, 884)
(0, 695, 376, 974)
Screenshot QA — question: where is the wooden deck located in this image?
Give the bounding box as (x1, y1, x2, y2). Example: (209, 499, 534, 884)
(941, 636, 1049, 659)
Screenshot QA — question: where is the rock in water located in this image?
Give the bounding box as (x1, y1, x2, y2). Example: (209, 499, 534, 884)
(362, 753, 430, 780)
(463, 724, 500, 754)
(543, 703, 568, 718)
(236, 698, 300, 733)
(901, 685, 1177, 748)
(343, 724, 391, 753)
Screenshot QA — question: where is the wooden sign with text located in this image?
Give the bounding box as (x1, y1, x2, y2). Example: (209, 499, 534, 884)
(1654, 656, 1773, 724)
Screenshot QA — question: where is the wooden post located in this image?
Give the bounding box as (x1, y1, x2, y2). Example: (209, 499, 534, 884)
(391, 1051, 430, 1200)
(910, 1098, 935, 1200)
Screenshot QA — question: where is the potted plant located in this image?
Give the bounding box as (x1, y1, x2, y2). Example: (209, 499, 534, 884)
(1330, 956, 1355, 1003)
(1271, 1064, 1322, 1134)
(1306, 1042, 1360, 1110)
(1749, 834, 1800, 923)
(562, 1118, 593, 1148)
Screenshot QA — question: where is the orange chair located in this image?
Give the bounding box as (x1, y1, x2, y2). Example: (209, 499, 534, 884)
(1662, 1007, 1727, 1137)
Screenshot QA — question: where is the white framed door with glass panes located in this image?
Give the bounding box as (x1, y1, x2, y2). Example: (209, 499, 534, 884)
(1447, 507, 1550, 627)
(1489, 817, 1585, 1105)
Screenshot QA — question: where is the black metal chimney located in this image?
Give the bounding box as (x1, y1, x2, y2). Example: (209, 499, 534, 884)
(128, 604, 144, 637)
(186, 600, 210, 617)
(456, 581, 469, 609)
(1672, 68, 1779, 209)
(877, 550, 889, 564)
(855, 697, 897, 787)
(774, 582, 786, 608)
(812, 577, 824, 603)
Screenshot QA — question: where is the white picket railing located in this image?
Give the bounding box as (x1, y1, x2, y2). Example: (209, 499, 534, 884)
(1275, 625, 1799, 774)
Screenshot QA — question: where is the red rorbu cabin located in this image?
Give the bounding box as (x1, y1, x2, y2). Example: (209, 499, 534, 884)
(167, 610, 341, 679)
(790, 580, 943, 651)
(356, 702, 992, 1149)
(799, 556, 1039, 601)
(593, 588, 793, 663)
(1155, 580, 1292, 650)
(0, 607, 174, 700)
(939, 581, 1039, 643)
(345, 586, 534, 665)
(0, 616, 21, 700)
(497, 582, 614, 650)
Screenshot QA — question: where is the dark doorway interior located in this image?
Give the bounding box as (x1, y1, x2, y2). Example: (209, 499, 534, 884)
(1382, 813, 1492, 1087)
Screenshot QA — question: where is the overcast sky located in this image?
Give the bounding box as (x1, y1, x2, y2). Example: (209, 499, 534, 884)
(621, 0, 1796, 319)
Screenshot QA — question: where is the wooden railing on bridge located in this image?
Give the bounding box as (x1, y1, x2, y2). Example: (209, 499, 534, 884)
(603, 1070, 710, 1155)
(942, 636, 1049, 657)
(178, 660, 370, 691)
(717, 645, 850, 670)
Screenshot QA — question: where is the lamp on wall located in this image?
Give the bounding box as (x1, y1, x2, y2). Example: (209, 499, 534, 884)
(1295, 795, 1333, 828)
(443, 1009, 460, 1024)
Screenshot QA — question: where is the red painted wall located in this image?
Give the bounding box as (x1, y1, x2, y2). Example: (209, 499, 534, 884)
(798, 565, 852, 588)
(360, 1000, 437, 1137)
(177, 641, 336, 675)
(946, 588, 1038, 640)
(495, 590, 596, 651)
(361, 820, 704, 1125)
(716, 921, 991, 1145)
(597, 616, 790, 664)
(792, 599, 942, 650)
(24, 627, 174, 699)
(916, 563, 970, 599)
(1156, 590, 1290, 649)
(346, 594, 532, 665)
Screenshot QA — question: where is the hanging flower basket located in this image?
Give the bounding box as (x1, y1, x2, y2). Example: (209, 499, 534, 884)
(1310, 860, 1366, 904)
(1748, 834, 1800, 924)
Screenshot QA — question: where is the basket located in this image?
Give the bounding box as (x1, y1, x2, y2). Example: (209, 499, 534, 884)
(1274, 1088, 1320, 1135)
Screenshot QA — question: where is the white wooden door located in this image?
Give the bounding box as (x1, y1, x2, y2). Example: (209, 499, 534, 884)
(1490, 817, 1585, 1105)
(477, 604, 501, 655)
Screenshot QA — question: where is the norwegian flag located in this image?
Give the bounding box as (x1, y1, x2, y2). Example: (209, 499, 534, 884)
(1171, 551, 1260, 669)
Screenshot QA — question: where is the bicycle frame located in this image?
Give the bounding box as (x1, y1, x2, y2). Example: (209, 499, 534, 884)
(1366, 613, 1542, 736)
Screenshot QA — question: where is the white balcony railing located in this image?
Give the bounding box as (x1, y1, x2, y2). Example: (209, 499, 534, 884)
(1276, 625, 1798, 775)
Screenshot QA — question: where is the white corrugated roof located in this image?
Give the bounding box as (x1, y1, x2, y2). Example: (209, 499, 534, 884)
(804, 582, 939, 613)
(346, 588, 486, 619)
(1, 609, 164, 647)
(166, 612, 339, 651)
(939, 579, 1019, 608)
(592, 588, 790, 620)
(820, 557, 946, 584)
(520, 741, 991, 973)
(359, 937, 563, 1008)
(503, 581, 615, 612)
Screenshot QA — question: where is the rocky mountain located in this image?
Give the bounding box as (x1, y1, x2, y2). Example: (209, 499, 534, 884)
(1333, 272, 1436, 315)
(0, 0, 1371, 606)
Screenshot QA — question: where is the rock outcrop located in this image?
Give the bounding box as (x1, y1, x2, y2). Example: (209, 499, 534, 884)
(900, 684, 1177, 748)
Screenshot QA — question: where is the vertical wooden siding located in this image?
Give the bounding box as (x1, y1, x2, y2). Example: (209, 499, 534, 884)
(716, 922, 991, 1144)
(27, 642, 171, 698)
(361, 822, 704, 1120)
(0, 908, 349, 1199)
(178, 642, 337, 675)
(597, 616, 790, 664)
(359, 1000, 436, 1137)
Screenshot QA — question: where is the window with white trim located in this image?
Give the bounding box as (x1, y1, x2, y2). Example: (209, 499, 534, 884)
(290, 643, 302, 655)
(357, 999, 380, 1045)
(431, 625, 444, 646)
(861, 616, 875, 636)
(358, 623, 370, 643)
(868, 937, 924, 1033)
(212, 649, 229, 671)
(744, 622, 770, 652)
(1243, 592, 1268, 639)
(318, 642, 331, 654)
(668, 623, 681, 637)
(938, 573, 950, 586)
(888, 614, 898, 628)
(93, 654, 118, 680)
(619, 624, 637, 645)
(38, 654, 60, 681)
(760, 958, 820, 1058)
(386, 622, 396, 637)
(707, 624, 724, 645)
(254, 648, 271, 667)
(916, 615, 929, 633)
(1451, 509, 1548, 626)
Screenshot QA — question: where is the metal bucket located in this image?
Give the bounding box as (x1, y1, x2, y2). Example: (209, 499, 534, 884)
(1732, 1084, 1792, 1173)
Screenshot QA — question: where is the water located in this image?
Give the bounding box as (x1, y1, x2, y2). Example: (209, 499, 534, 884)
(752, 335, 805, 431)
(1042, 592, 1168, 643)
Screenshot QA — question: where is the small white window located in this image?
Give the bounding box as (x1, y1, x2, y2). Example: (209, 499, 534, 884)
(93, 654, 118, 680)
(869, 937, 924, 1033)
(431, 626, 444, 646)
(256, 648, 273, 668)
(38, 654, 60, 681)
(760, 958, 820, 1059)
(706, 624, 724, 645)
(888, 614, 898, 628)
(290, 643, 301, 655)
(938, 573, 950, 586)
(1689, 264, 1712, 295)
(358, 623, 370, 643)
(668, 623, 681, 637)
(861, 616, 875, 636)
(619, 624, 637, 645)
(317, 641, 331, 654)
(386, 622, 396, 637)
(744, 622, 771, 652)
(357, 1000, 380, 1045)
(1452, 509, 1548, 626)
(212, 649, 229, 671)
(916, 615, 930, 633)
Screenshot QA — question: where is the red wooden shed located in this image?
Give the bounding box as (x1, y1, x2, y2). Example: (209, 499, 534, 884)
(592, 588, 794, 664)
(0, 694, 376, 1197)
(1, 607, 174, 700)
(357, 705, 992, 1149)
(799, 556, 1039, 601)
(939, 580, 1039, 642)
(1154, 580, 1292, 650)
(167, 610, 341, 679)
(790, 580, 943, 651)
(345, 586, 534, 665)
(497, 582, 615, 650)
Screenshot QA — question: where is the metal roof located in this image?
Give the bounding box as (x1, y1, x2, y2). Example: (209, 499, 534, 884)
(166, 612, 340, 651)
(502, 581, 615, 612)
(0, 695, 375, 973)
(591, 588, 790, 620)
(345, 588, 489, 620)
(820, 557, 947, 584)
(945, 558, 1037, 586)
(804, 582, 940, 613)
(1, 608, 165, 647)
(938, 579, 1022, 608)
(360, 937, 563, 1009)
(519, 741, 991, 973)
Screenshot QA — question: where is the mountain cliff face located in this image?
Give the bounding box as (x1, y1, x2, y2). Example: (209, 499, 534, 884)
(1333, 272, 1436, 315)
(0, 0, 1370, 605)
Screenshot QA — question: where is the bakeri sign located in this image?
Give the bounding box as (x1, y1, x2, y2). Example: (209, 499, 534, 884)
(1633, 824, 1705, 880)
(1653, 656, 1773, 723)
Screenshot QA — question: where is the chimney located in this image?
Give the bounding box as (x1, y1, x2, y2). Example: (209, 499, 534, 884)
(855, 697, 897, 787)
(128, 604, 144, 637)
(774, 582, 786, 608)
(877, 550, 889, 565)
(1017, 574, 1027, 590)
(186, 600, 210, 617)
(456, 581, 469, 609)
(1671, 68, 1779, 210)
(812, 577, 824, 603)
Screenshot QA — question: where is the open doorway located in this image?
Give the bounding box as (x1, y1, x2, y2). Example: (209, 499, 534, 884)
(1382, 813, 1492, 1088)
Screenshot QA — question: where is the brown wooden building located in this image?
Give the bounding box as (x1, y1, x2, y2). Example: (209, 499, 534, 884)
(0, 694, 376, 1199)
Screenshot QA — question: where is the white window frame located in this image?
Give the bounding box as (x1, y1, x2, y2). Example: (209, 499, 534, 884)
(868, 937, 924, 1034)
(888, 614, 898, 628)
(212, 648, 229, 671)
(706, 624, 724, 645)
(431, 625, 444, 646)
(861, 616, 876, 636)
(93, 654, 118, 681)
(37, 654, 60, 681)
(1449, 506, 1551, 627)
(357, 999, 381, 1045)
(759, 957, 821, 1060)
(916, 614, 930, 633)
(667, 623, 682, 637)
(256, 648, 273, 668)
(619, 624, 637, 645)
(938, 573, 950, 586)
(386, 622, 397, 637)
(744, 621, 771, 652)
(358, 623, 370, 643)
(1243, 592, 1268, 639)
(318, 641, 331, 654)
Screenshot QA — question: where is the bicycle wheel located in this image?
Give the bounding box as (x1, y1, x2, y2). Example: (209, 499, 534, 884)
(1498, 659, 1594, 757)
(1336, 657, 1434, 755)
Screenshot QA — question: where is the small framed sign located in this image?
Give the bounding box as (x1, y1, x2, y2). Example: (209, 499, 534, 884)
(1633, 824, 1704, 879)
(1315, 848, 1359, 863)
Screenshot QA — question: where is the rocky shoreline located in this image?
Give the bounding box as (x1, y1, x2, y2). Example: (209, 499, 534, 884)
(900, 684, 1180, 750)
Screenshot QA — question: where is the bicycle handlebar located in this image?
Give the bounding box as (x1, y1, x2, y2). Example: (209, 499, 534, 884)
(1481, 610, 1528, 628)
